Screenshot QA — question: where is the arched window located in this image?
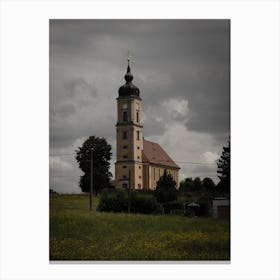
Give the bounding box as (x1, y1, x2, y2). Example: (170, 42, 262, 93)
(123, 111, 128, 122)
(136, 111, 139, 123)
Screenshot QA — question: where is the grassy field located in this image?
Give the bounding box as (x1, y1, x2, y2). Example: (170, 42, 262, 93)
(50, 193, 230, 261)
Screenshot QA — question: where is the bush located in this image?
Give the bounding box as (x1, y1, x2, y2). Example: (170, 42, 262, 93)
(161, 201, 182, 214)
(134, 189, 155, 195)
(169, 209, 184, 216)
(97, 189, 127, 212)
(197, 198, 212, 217)
(130, 192, 157, 214)
(197, 202, 211, 217)
(97, 189, 157, 214)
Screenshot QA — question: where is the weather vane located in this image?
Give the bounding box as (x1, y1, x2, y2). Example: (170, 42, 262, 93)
(127, 50, 132, 62)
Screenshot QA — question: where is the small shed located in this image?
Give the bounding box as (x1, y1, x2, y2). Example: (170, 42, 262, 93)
(183, 202, 200, 217)
(212, 197, 230, 219)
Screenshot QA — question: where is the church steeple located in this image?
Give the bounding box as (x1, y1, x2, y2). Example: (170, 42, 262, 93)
(118, 53, 140, 97)
(124, 62, 133, 83)
(115, 54, 143, 189)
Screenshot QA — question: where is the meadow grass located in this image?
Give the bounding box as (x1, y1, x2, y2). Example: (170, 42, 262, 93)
(50, 193, 230, 261)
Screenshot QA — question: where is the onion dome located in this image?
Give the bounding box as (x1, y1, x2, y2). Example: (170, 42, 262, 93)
(118, 62, 140, 97)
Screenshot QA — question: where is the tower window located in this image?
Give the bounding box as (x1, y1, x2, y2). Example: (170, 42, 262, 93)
(139, 166, 141, 169)
(139, 176, 141, 179)
(123, 165, 127, 169)
(123, 155, 128, 159)
(123, 111, 128, 122)
(137, 146, 140, 149)
(136, 111, 139, 123)
(123, 175, 127, 179)
(122, 131, 127, 139)
(123, 145, 128, 149)
(137, 131, 140, 140)
(153, 167, 155, 180)
(137, 156, 140, 159)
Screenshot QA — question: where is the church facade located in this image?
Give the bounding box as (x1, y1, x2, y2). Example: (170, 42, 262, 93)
(115, 60, 180, 190)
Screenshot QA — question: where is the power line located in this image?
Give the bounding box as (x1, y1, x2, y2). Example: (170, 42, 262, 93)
(111, 154, 217, 165)
(50, 153, 217, 166)
(51, 175, 79, 178)
(50, 175, 218, 179)
(49, 153, 74, 156)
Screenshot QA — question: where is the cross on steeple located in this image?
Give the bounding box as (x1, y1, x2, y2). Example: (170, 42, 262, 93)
(127, 50, 132, 62)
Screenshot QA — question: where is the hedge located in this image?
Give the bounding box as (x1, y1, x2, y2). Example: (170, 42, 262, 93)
(97, 189, 157, 214)
(161, 201, 182, 214)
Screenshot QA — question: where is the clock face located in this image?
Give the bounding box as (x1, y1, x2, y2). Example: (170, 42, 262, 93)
(122, 103, 127, 109)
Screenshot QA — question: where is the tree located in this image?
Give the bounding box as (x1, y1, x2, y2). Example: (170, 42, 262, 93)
(179, 177, 194, 193)
(155, 169, 177, 203)
(193, 177, 202, 191)
(217, 139, 230, 193)
(75, 136, 112, 194)
(202, 177, 215, 193)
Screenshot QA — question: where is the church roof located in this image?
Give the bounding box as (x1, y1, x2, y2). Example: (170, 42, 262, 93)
(143, 139, 180, 169)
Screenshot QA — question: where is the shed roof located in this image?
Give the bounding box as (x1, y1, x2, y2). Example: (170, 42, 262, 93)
(143, 139, 180, 169)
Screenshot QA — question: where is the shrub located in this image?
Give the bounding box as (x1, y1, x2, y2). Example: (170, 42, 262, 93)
(170, 209, 184, 216)
(197, 197, 212, 217)
(161, 201, 182, 214)
(130, 192, 157, 214)
(97, 189, 127, 212)
(97, 189, 157, 214)
(134, 189, 155, 195)
(197, 202, 211, 217)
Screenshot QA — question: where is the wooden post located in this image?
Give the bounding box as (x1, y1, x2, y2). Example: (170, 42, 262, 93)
(90, 149, 93, 211)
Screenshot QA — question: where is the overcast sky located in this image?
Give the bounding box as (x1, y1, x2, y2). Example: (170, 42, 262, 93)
(49, 19, 230, 193)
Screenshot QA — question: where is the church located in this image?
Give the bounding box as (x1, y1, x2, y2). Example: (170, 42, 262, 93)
(115, 58, 180, 190)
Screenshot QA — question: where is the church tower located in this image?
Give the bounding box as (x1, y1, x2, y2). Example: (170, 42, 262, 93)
(115, 56, 143, 189)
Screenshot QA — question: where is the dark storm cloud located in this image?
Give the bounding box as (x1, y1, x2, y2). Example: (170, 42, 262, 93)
(49, 19, 230, 192)
(50, 113, 116, 148)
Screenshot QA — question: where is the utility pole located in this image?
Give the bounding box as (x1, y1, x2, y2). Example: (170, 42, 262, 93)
(128, 169, 131, 213)
(90, 149, 93, 211)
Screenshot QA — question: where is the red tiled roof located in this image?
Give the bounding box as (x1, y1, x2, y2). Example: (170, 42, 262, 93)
(143, 139, 180, 169)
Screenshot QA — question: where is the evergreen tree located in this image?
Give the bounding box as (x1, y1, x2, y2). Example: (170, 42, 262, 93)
(217, 139, 230, 193)
(155, 169, 177, 203)
(75, 136, 112, 194)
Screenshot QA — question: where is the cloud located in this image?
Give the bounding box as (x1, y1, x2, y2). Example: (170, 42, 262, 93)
(200, 151, 219, 163)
